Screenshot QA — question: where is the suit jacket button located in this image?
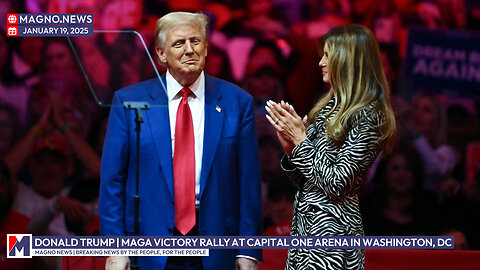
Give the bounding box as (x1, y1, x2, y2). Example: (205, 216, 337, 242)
(168, 228, 173, 234)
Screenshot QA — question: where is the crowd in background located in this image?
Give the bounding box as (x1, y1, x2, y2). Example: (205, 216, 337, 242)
(1, 0, 480, 269)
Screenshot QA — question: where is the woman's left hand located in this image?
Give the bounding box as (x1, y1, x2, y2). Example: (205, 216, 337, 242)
(265, 100, 308, 147)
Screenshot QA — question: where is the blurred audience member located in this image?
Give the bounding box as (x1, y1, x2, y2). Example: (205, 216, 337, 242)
(290, 0, 350, 42)
(271, 0, 306, 26)
(466, 0, 480, 29)
(351, 0, 380, 29)
(14, 37, 44, 88)
(258, 134, 284, 201)
(243, 0, 288, 39)
(72, 35, 111, 97)
(42, 38, 76, 73)
(446, 105, 477, 181)
(260, 176, 295, 270)
(416, 1, 443, 28)
(441, 229, 470, 250)
(1, 1, 24, 29)
(97, 30, 160, 99)
(25, 0, 49, 13)
(438, 0, 468, 28)
(373, 0, 402, 45)
(205, 44, 234, 82)
(49, 92, 101, 178)
(379, 43, 401, 94)
(408, 91, 456, 192)
(6, 100, 100, 225)
(243, 40, 287, 106)
(361, 141, 440, 236)
(31, 38, 95, 132)
(6, 105, 100, 267)
(100, 32, 140, 91)
(87, 111, 110, 156)
(0, 160, 34, 270)
(65, 177, 100, 236)
(263, 176, 295, 233)
(0, 29, 30, 127)
(0, 104, 22, 159)
(13, 131, 76, 235)
(307, 0, 351, 20)
(10, 129, 86, 270)
(8, 90, 100, 181)
(439, 175, 480, 250)
(223, 0, 287, 39)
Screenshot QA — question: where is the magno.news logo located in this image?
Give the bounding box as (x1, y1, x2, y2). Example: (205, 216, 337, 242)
(7, 234, 32, 258)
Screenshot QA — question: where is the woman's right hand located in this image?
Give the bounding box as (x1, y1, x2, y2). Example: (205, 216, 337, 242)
(277, 101, 308, 155)
(266, 100, 308, 156)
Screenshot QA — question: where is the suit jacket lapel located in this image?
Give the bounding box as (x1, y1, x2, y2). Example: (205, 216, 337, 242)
(200, 75, 224, 199)
(146, 75, 174, 201)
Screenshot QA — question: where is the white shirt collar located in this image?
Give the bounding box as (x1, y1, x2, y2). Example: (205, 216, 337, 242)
(166, 70, 205, 102)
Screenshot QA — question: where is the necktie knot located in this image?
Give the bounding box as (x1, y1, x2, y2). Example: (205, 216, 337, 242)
(180, 87, 193, 99)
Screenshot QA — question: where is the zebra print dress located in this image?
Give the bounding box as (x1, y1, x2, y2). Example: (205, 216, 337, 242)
(281, 98, 383, 270)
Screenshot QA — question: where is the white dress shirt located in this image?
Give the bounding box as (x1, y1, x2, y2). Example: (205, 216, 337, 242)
(166, 70, 205, 206)
(166, 70, 258, 264)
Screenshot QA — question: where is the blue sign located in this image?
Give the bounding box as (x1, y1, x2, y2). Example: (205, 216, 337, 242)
(403, 27, 480, 96)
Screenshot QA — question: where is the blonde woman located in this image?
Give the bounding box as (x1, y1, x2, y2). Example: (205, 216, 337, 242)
(265, 24, 396, 269)
(409, 90, 456, 191)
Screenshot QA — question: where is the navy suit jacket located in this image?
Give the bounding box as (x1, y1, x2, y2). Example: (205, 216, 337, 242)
(99, 74, 263, 269)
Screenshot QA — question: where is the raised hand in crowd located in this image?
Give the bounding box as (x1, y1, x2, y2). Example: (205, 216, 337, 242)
(4, 105, 52, 178)
(49, 91, 101, 177)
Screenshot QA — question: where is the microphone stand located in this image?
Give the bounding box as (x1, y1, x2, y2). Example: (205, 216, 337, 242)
(123, 101, 150, 270)
(66, 31, 167, 270)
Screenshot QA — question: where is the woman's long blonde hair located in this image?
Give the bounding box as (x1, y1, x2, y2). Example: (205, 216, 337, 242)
(308, 25, 396, 152)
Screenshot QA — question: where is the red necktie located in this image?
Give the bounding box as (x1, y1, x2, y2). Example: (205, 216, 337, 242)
(173, 87, 196, 235)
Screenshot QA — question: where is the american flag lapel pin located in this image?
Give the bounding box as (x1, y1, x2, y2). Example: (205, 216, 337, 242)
(216, 105, 221, 113)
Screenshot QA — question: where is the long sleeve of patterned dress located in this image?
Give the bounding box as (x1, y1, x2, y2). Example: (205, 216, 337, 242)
(288, 108, 382, 201)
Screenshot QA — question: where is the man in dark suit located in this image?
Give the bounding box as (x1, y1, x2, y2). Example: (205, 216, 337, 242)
(99, 12, 262, 270)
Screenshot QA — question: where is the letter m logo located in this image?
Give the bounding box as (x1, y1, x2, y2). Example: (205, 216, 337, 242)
(7, 234, 32, 258)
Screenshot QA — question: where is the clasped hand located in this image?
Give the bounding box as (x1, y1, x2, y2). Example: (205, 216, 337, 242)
(265, 100, 308, 156)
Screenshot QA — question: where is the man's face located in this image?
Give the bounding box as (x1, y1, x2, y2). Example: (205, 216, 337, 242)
(156, 24, 207, 86)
